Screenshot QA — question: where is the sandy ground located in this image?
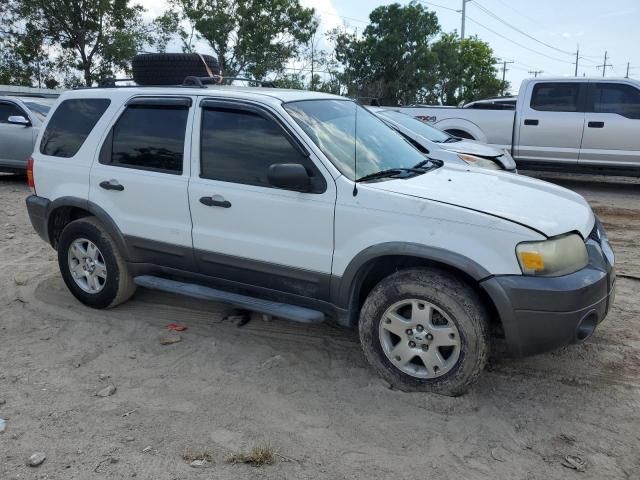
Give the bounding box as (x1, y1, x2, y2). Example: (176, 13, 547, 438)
(0, 172, 639, 479)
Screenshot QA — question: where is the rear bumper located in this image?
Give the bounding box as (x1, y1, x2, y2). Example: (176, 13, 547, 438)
(26, 194, 51, 244)
(481, 234, 615, 356)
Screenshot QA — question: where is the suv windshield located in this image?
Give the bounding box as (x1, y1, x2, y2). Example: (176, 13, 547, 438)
(21, 99, 54, 122)
(378, 110, 451, 143)
(284, 99, 428, 180)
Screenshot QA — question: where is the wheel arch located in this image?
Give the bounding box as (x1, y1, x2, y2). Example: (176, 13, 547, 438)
(46, 197, 128, 258)
(333, 243, 501, 330)
(433, 118, 487, 142)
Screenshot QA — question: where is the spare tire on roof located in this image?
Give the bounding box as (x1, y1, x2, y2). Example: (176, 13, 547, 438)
(131, 53, 220, 86)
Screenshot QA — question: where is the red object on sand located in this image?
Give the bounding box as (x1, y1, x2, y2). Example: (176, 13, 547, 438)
(166, 323, 187, 332)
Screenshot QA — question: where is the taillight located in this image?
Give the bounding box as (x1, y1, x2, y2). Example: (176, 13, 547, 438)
(27, 157, 35, 193)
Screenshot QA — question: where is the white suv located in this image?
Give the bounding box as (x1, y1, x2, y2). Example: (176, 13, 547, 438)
(26, 82, 616, 396)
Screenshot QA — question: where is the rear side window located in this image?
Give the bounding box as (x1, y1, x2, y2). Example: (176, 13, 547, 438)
(592, 83, 640, 119)
(530, 83, 581, 112)
(40, 99, 110, 157)
(0, 102, 26, 123)
(101, 104, 188, 174)
(200, 107, 314, 188)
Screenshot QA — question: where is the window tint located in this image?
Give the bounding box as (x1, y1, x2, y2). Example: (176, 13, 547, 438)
(105, 105, 188, 174)
(40, 99, 110, 157)
(530, 83, 581, 112)
(200, 108, 313, 188)
(0, 102, 26, 123)
(592, 83, 640, 119)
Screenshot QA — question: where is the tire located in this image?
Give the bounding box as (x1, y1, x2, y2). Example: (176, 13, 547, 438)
(57, 217, 136, 309)
(131, 53, 221, 86)
(358, 268, 490, 396)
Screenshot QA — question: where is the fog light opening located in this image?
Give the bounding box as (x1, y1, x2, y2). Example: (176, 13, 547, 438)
(576, 312, 598, 341)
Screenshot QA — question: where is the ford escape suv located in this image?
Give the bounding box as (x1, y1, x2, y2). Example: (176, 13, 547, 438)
(26, 83, 616, 396)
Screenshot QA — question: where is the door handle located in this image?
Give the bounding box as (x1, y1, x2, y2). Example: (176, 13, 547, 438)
(200, 196, 231, 208)
(588, 121, 605, 128)
(99, 180, 124, 191)
(524, 119, 539, 126)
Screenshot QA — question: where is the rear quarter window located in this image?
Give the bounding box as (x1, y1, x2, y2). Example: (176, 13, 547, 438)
(40, 99, 110, 158)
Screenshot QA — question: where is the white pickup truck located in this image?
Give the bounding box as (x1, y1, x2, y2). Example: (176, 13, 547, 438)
(399, 78, 640, 176)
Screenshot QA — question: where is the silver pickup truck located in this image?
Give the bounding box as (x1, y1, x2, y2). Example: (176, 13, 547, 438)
(399, 78, 640, 176)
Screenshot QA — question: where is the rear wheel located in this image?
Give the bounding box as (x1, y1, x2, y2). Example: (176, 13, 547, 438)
(358, 268, 490, 396)
(57, 217, 136, 309)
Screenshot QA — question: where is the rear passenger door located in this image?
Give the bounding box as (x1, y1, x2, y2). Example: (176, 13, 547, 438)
(89, 96, 196, 270)
(516, 82, 586, 165)
(188, 98, 336, 300)
(579, 82, 640, 167)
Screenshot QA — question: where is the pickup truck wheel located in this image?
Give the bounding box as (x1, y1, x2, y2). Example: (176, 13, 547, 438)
(57, 217, 136, 309)
(359, 268, 490, 396)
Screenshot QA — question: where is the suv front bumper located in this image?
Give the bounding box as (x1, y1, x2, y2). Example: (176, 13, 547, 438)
(481, 231, 615, 357)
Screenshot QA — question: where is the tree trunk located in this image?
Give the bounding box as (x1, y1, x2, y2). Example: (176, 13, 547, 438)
(84, 64, 92, 87)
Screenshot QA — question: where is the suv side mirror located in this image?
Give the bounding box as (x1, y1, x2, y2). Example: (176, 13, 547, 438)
(268, 163, 311, 191)
(8, 115, 31, 126)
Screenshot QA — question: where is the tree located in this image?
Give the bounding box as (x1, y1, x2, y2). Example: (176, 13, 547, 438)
(333, 2, 440, 105)
(430, 33, 507, 105)
(13, 0, 148, 86)
(168, 0, 317, 79)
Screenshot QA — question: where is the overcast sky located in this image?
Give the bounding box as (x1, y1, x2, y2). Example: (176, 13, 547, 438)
(140, 0, 639, 93)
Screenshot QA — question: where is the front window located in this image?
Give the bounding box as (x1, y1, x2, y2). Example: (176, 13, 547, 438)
(378, 110, 452, 143)
(284, 99, 427, 180)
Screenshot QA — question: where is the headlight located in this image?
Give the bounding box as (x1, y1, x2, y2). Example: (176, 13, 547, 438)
(458, 153, 501, 170)
(516, 233, 588, 277)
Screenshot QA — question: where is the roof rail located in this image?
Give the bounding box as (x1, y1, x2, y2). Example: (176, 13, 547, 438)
(98, 78, 134, 88)
(182, 75, 276, 88)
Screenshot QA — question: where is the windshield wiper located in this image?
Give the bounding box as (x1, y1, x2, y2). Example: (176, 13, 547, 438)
(443, 137, 462, 143)
(356, 168, 425, 183)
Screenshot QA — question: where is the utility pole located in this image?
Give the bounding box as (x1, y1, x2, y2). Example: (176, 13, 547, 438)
(528, 70, 543, 78)
(626, 62, 630, 78)
(596, 51, 612, 78)
(461, 0, 471, 40)
(573, 45, 579, 77)
(499, 59, 514, 95)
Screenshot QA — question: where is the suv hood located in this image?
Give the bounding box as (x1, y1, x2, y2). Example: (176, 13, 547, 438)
(371, 166, 594, 238)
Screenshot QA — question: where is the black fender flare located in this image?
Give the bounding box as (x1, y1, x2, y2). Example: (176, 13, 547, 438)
(46, 196, 129, 260)
(331, 242, 492, 313)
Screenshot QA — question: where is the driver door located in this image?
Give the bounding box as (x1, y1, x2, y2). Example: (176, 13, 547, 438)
(188, 98, 336, 300)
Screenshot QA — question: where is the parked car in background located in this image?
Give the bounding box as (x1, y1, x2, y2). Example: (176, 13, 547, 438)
(0, 96, 55, 173)
(398, 78, 640, 176)
(369, 107, 516, 172)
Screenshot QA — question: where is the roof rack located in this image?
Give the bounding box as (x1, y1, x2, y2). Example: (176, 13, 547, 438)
(182, 75, 276, 88)
(87, 75, 276, 90)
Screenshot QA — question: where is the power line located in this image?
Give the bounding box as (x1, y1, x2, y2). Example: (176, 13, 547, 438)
(466, 16, 573, 64)
(419, 1, 460, 14)
(471, 1, 574, 56)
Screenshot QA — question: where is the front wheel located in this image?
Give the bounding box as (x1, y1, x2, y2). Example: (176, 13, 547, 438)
(359, 268, 490, 396)
(57, 217, 136, 309)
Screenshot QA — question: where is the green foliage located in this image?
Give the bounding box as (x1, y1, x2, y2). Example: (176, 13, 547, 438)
(333, 2, 440, 105)
(169, 0, 317, 79)
(430, 32, 507, 105)
(9, 0, 148, 86)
